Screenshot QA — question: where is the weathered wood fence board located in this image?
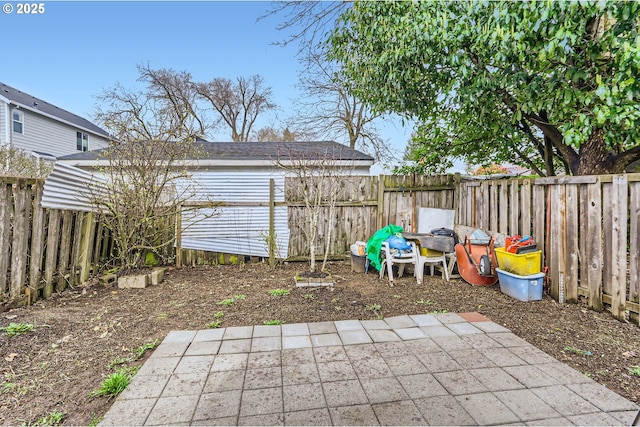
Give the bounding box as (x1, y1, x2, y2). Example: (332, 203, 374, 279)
(10, 181, 31, 302)
(565, 184, 579, 304)
(630, 182, 640, 324)
(610, 176, 628, 320)
(28, 184, 45, 304)
(0, 179, 112, 308)
(586, 181, 604, 311)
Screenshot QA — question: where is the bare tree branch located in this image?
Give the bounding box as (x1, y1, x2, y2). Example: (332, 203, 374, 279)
(293, 51, 394, 162)
(195, 75, 277, 142)
(259, 1, 350, 55)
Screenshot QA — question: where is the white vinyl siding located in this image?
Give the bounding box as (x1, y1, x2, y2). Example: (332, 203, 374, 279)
(0, 103, 6, 144)
(10, 110, 108, 157)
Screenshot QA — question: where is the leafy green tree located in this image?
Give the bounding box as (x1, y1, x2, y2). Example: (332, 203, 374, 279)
(329, 1, 640, 176)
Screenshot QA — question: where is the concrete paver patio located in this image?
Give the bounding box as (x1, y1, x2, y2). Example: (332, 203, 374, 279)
(100, 312, 639, 426)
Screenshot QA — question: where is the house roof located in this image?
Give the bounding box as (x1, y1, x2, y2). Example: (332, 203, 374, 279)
(0, 82, 109, 138)
(57, 140, 375, 167)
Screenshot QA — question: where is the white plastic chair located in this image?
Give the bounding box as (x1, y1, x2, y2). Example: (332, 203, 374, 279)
(379, 240, 419, 286)
(416, 252, 449, 283)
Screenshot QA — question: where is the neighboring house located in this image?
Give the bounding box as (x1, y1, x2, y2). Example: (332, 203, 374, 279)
(56, 140, 375, 175)
(0, 82, 110, 158)
(50, 140, 375, 259)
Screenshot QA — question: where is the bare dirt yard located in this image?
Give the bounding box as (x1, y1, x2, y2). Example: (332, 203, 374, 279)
(2, 260, 640, 426)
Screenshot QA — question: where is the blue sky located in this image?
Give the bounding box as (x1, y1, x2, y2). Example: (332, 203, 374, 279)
(0, 0, 423, 171)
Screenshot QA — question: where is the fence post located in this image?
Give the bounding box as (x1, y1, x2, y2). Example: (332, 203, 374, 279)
(43, 210, 61, 298)
(176, 205, 182, 268)
(57, 211, 73, 291)
(0, 182, 10, 296)
(269, 178, 276, 267)
(376, 175, 384, 229)
(78, 212, 95, 283)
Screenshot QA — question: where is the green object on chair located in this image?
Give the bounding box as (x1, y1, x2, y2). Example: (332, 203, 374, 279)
(366, 224, 404, 272)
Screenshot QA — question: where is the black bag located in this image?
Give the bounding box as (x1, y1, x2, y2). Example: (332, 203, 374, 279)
(430, 228, 459, 246)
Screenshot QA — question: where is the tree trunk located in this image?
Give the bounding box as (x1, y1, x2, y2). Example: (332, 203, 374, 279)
(573, 128, 625, 175)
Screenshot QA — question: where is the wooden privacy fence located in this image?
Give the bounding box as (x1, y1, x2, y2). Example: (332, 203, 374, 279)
(457, 174, 640, 325)
(4, 171, 639, 326)
(284, 174, 457, 259)
(0, 177, 112, 308)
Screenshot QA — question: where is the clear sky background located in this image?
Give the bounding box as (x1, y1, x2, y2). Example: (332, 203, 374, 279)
(0, 1, 464, 173)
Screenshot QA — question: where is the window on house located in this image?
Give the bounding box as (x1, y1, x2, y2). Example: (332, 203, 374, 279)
(76, 131, 88, 151)
(12, 110, 23, 134)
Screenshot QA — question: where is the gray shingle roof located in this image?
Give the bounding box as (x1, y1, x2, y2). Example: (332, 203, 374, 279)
(0, 82, 109, 137)
(58, 141, 375, 162)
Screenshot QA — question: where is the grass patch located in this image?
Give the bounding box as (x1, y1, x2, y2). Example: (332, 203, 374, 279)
(90, 367, 139, 399)
(217, 295, 246, 306)
(269, 289, 290, 297)
(1, 322, 36, 337)
(206, 311, 225, 328)
(107, 340, 158, 369)
(107, 356, 128, 370)
(88, 414, 103, 427)
(302, 293, 315, 300)
(2, 382, 15, 393)
(132, 340, 158, 360)
(628, 366, 640, 376)
(365, 303, 381, 312)
(205, 320, 223, 329)
(34, 411, 65, 426)
(263, 319, 284, 325)
(22, 410, 65, 426)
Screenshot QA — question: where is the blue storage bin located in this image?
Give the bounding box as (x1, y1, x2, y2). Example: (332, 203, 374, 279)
(496, 268, 544, 302)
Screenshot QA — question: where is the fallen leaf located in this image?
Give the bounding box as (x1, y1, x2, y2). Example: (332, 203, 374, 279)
(5, 353, 17, 362)
(56, 335, 72, 344)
